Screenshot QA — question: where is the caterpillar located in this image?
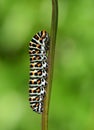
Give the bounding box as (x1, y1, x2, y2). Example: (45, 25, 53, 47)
(29, 30, 50, 114)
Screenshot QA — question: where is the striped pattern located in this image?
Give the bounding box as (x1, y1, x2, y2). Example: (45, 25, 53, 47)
(29, 30, 50, 114)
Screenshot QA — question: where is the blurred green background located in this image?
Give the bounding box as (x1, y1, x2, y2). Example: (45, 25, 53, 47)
(0, 0, 94, 130)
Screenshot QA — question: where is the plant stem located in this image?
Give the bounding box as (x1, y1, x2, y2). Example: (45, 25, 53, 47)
(42, 0, 58, 130)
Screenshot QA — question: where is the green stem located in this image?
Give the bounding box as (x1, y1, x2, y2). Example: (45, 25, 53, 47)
(42, 0, 58, 130)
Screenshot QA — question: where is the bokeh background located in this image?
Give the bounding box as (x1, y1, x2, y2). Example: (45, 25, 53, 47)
(0, 0, 94, 130)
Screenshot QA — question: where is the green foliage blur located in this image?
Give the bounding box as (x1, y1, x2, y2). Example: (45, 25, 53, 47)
(0, 0, 94, 130)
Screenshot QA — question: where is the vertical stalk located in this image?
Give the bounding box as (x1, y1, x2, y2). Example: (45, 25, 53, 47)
(42, 0, 58, 130)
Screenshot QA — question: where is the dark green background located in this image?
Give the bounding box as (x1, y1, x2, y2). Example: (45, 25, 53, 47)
(0, 0, 94, 130)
